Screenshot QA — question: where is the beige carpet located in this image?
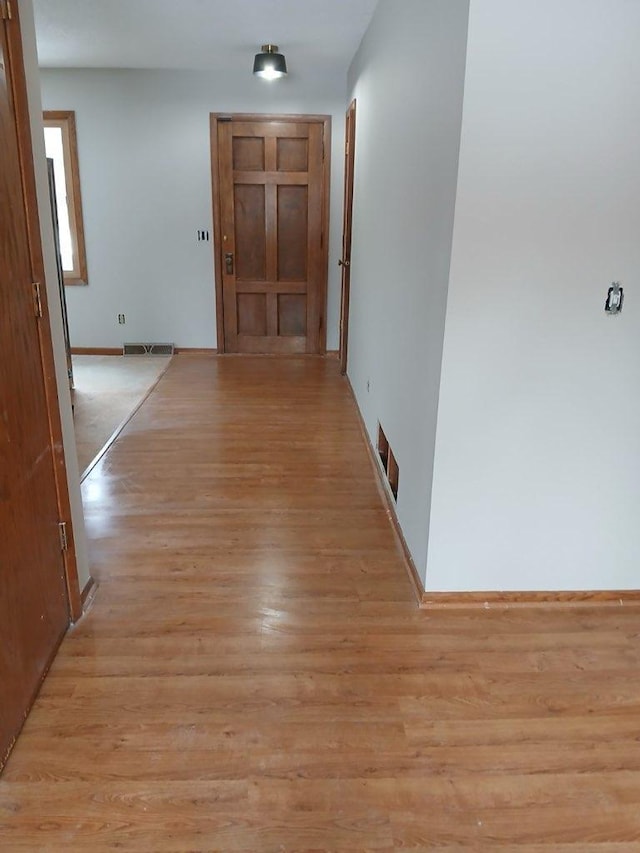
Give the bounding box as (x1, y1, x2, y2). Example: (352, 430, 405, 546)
(71, 355, 171, 475)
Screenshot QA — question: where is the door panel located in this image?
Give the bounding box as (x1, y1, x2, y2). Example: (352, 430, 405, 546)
(278, 185, 308, 279)
(278, 294, 306, 336)
(277, 137, 308, 172)
(234, 184, 266, 280)
(213, 116, 329, 354)
(233, 137, 264, 171)
(0, 17, 69, 770)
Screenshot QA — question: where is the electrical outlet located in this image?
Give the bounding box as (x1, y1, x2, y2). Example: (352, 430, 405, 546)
(118, 313, 126, 324)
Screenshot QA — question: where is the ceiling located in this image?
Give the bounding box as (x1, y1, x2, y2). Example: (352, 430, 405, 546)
(33, 0, 378, 81)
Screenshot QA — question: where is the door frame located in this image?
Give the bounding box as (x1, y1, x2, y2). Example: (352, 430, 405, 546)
(339, 100, 356, 375)
(210, 113, 331, 354)
(4, 1, 82, 619)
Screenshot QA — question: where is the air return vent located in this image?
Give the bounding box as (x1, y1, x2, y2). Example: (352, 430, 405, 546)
(123, 342, 174, 356)
(377, 422, 399, 502)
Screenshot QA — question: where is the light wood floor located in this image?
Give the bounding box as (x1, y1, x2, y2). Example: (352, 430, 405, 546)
(2, 355, 640, 851)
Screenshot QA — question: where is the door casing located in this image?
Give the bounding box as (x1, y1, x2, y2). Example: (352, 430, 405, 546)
(339, 100, 356, 375)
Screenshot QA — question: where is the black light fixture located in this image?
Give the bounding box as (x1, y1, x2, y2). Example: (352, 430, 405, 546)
(253, 44, 287, 80)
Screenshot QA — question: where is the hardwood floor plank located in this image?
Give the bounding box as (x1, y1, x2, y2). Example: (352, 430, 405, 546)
(388, 847, 640, 853)
(3, 355, 640, 849)
(9, 741, 640, 784)
(247, 772, 640, 811)
(390, 805, 640, 846)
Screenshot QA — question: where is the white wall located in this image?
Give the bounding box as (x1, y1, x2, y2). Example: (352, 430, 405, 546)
(427, 0, 640, 591)
(19, 0, 90, 591)
(40, 69, 345, 350)
(346, 0, 470, 579)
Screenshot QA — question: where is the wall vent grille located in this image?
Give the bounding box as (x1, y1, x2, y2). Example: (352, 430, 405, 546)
(123, 342, 174, 356)
(377, 422, 399, 502)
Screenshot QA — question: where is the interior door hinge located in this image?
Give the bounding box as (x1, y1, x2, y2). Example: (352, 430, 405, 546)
(0, 0, 12, 20)
(58, 521, 68, 552)
(32, 281, 43, 318)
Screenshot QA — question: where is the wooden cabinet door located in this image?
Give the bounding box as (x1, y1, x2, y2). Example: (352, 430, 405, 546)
(0, 16, 69, 770)
(213, 116, 329, 354)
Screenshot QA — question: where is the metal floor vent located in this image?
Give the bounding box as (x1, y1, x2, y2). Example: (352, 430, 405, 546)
(123, 342, 175, 356)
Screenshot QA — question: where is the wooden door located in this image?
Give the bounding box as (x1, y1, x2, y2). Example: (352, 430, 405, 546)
(0, 12, 70, 770)
(339, 100, 356, 375)
(212, 115, 330, 354)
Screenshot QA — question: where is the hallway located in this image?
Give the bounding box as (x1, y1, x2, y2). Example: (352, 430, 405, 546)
(2, 355, 640, 850)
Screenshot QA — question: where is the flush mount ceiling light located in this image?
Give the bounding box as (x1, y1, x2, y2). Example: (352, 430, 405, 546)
(253, 44, 287, 80)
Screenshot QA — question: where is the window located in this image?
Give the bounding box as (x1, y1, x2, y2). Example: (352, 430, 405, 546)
(43, 110, 88, 284)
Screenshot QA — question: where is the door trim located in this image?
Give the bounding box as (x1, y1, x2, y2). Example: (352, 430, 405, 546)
(210, 113, 331, 355)
(339, 100, 356, 376)
(4, 1, 82, 619)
